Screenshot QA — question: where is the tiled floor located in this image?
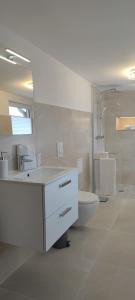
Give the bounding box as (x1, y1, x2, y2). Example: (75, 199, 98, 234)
(1, 186, 135, 299)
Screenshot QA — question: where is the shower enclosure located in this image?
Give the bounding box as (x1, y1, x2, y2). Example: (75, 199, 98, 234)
(92, 87, 135, 193)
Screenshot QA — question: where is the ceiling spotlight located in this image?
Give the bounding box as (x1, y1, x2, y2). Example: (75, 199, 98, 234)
(6, 49, 31, 63)
(128, 68, 135, 80)
(0, 55, 17, 64)
(24, 81, 33, 90)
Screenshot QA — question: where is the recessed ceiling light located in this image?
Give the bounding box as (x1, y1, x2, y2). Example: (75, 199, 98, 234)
(24, 81, 33, 90)
(0, 55, 17, 64)
(6, 49, 31, 63)
(128, 68, 135, 80)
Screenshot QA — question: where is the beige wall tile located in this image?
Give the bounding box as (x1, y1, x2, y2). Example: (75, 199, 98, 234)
(0, 103, 91, 190)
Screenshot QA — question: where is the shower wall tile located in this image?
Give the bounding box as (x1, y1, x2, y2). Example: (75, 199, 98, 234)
(104, 91, 135, 185)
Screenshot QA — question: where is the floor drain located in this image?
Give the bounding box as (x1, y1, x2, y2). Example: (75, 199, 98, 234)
(118, 190, 124, 193)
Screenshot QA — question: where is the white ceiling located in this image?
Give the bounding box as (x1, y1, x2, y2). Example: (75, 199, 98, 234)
(0, 0, 135, 90)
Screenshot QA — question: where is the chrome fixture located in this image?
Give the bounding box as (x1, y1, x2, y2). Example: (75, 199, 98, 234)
(18, 154, 33, 172)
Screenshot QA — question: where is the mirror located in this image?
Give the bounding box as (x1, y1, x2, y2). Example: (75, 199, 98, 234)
(0, 43, 33, 135)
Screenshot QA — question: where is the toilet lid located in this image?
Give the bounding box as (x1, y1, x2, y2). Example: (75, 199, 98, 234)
(78, 191, 99, 205)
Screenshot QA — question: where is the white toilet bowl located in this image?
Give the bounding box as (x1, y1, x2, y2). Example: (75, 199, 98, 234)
(74, 191, 99, 226)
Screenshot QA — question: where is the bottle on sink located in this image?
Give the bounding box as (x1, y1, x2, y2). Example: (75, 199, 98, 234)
(0, 151, 8, 179)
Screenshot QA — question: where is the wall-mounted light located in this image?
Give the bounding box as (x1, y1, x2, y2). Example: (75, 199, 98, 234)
(128, 68, 135, 80)
(0, 55, 17, 64)
(6, 49, 31, 63)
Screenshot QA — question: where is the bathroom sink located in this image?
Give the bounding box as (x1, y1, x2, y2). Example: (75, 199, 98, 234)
(10, 166, 67, 183)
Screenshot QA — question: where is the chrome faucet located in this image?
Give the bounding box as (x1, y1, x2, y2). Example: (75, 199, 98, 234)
(18, 154, 33, 171)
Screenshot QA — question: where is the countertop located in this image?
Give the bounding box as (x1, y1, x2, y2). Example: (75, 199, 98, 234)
(0, 166, 78, 186)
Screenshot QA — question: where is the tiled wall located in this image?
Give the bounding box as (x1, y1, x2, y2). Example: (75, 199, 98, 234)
(0, 103, 91, 191)
(103, 91, 135, 185)
(34, 103, 91, 191)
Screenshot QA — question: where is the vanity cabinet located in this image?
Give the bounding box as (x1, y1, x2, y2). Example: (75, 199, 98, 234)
(0, 169, 78, 252)
(44, 171, 78, 251)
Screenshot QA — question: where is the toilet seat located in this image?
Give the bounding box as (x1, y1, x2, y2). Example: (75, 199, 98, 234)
(78, 191, 99, 205)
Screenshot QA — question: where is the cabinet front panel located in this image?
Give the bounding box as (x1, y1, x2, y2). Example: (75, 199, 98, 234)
(45, 196, 78, 251)
(44, 171, 78, 218)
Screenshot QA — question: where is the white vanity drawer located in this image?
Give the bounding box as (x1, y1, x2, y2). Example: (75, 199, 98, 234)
(45, 197, 78, 251)
(44, 171, 78, 218)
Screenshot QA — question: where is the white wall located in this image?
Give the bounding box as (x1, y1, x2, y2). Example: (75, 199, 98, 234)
(0, 26, 91, 112)
(33, 51, 91, 111)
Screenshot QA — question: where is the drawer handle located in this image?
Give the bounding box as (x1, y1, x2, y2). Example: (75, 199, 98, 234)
(59, 180, 71, 188)
(59, 207, 72, 217)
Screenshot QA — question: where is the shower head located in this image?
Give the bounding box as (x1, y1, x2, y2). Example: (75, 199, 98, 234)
(101, 88, 120, 106)
(103, 88, 119, 95)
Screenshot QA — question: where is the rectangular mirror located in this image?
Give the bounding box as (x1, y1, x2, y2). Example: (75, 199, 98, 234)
(0, 44, 33, 135)
(116, 117, 135, 131)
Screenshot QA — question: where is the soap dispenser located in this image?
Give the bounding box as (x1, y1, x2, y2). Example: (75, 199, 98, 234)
(0, 151, 8, 179)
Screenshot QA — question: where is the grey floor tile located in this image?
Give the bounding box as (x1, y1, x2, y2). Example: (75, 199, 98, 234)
(28, 247, 94, 273)
(68, 227, 110, 260)
(77, 262, 118, 300)
(77, 262, 135, 300)
(2, 252, 90, 300)
(0, 288, 34, 300)
(98, 230, 135, 269)
(88, 202, 121, 230)
(0, 243, 34, 284)
(113, 207, 135, 234)
(116, 199, 135, 212)
(108, 267, 135, 300)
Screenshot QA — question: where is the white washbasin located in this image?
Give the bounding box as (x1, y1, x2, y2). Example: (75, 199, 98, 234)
(10, 166, 67, 183)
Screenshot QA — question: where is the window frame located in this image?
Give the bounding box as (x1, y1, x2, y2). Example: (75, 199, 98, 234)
(8, 101, 33, 135)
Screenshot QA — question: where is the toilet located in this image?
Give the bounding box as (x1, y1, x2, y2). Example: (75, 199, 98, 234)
(74, 191, 99, 226)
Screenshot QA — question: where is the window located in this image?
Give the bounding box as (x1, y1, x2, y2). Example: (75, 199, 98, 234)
(9, 102, 33, 135)
(116, 117, 135, 131)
